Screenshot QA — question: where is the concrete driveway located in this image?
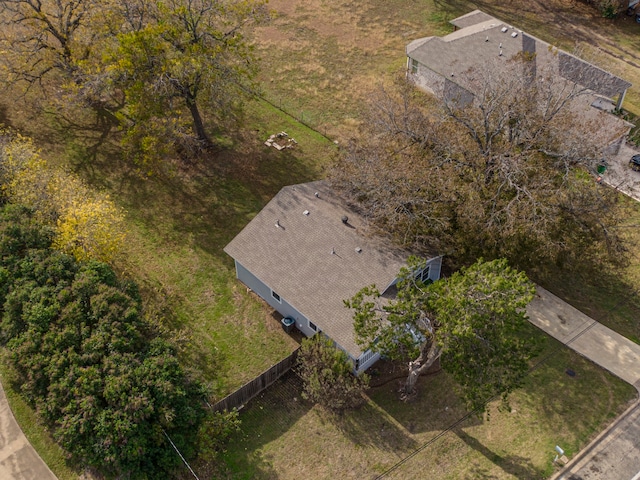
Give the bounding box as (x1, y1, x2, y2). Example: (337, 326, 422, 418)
(0, 381, 57, 480)
(601, 142, 640, 202)
(527, 287, 640, 480)
(528, 287, 640, 387)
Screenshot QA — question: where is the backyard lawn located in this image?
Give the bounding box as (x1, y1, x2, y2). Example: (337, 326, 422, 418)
(106, 100, 337, 395)
(219, 333, 636, 479)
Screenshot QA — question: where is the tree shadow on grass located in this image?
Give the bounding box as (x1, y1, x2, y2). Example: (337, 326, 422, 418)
(80, 126, 325, 266)
(327, 401, 419, 455)
(0, 103, 13, 127)
(220, 370, 419, 478)
(367, 361, 482, 436)
(517, 336, 637, 451)
(534, 266, 640, 344)
(454, 427, 546, 480)
(221, 372, 311, 479)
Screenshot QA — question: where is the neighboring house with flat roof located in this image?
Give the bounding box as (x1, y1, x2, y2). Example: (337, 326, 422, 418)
(224, 181, 443, 374)
(406, 9, 633, 154)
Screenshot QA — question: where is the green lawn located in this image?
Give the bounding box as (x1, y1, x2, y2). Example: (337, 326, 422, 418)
(105, 99, 337, 395)
(220, 330, 636, 479)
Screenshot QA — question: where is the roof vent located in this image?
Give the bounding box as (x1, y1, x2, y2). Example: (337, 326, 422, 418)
(499, 49, 503, 56)
(331, 247, 336, 255)
(303, 210, 310, 216)
(485, 36, 489, 42)
(511, 32, 518, 38)
(275, 220, 282, 228)
(501, 26, 508, 33)
(314, 192, 319, 198)
(355, 247, 362, 253)
(341, 215, 349, 224)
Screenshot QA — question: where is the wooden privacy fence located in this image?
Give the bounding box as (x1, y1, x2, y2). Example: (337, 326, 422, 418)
(211, 347, 300, 412)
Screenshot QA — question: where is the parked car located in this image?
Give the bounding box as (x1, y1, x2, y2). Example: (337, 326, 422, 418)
(627, 2, 640, 22)
(630, 154, 640, 171)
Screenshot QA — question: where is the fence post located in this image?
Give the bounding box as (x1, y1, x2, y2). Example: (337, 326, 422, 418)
(211, 347, 300, 412)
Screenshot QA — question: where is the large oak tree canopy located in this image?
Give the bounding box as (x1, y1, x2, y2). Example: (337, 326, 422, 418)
(0, 0, 265, 159)
(346, 258, 539, 412)
(331, 61, 631, 271)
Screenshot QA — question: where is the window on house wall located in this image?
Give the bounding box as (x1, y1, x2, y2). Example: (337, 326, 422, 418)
(309, 320, 318, 332)
(411, 58, 419, 74)
(415, 265, 431, 283)
(271, 290, 281, 303)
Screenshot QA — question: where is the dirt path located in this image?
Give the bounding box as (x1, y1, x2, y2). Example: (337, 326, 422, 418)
(0, 381, 58, 480)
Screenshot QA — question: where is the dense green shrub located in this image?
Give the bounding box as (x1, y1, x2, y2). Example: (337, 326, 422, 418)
(0, 204, 206, 478)
(296, 335, 370, 411)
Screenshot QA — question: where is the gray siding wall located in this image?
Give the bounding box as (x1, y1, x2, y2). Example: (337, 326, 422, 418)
(407, 60, 445, 97)
(427, 256, 443, 282)
(234, 261, 317, 338)
(234, 256, 443, 375)
(386, 255, 444, 290)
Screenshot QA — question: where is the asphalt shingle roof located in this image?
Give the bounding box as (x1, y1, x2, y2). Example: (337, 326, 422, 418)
(407, 10, 631, 100)
(224, 181, 412, 357)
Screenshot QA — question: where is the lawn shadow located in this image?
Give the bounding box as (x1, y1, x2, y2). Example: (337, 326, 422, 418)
(366, 360, 482, 435)
(517, 336, 637, 450)
(534, 266, 640, 344)
(135, 278, 225, 389)
(328, 401, 419, 455)
(455, 427, 546, 480)
(73, 117, 327, 266)
(0, 103, 13, 127)
(221, 371, 311, 479)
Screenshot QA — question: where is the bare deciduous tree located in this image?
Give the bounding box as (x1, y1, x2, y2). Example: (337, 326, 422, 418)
(332, 59, 632, 272)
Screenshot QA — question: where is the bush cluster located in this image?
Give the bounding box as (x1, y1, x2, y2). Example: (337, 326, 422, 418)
(0, 204, 205, 478)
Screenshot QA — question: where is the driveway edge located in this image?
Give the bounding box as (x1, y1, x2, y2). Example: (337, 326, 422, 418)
(0, 378, 59, 480)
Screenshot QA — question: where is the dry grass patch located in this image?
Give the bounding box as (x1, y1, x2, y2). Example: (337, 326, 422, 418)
(253, 0, 640, 142)
(221, 333, 637, 479)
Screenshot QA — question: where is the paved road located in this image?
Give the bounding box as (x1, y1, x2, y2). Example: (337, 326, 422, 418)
(556, 402, 640, 480)
(527, 287, 640, 480)
(0, 380, 58, 480)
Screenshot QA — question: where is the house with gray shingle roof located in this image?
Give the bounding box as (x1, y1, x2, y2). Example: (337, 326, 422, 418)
(224, 181, 442, 373)
(406, 10, 633, 154)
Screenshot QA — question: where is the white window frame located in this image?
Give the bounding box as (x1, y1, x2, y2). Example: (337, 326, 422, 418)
(415, 265, 431, 283)
(410, 58, 419, 74)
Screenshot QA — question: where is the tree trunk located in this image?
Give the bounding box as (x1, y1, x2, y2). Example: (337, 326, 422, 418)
(402, 335, 442, 400)
(185, 95, 212, 146)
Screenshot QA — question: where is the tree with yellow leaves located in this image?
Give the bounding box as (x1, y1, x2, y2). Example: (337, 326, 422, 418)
(0, 132, 125, 262)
